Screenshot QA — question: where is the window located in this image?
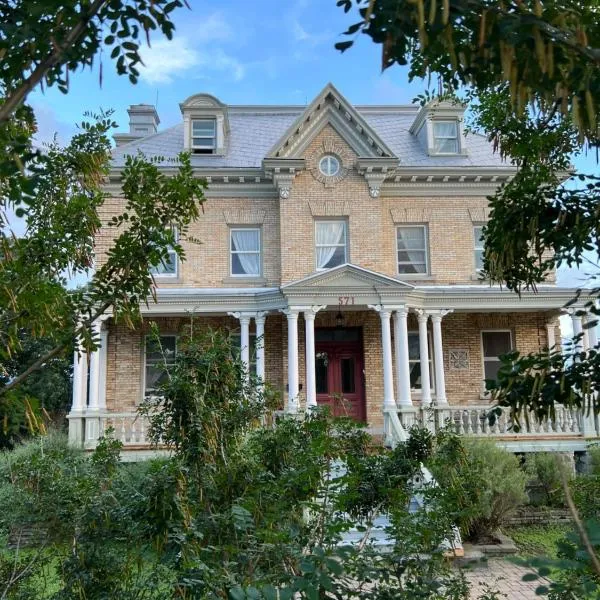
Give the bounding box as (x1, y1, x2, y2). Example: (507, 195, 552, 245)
(407, 332, 434, 391)
(145, 335, 177, 396)
(191, 118, 216, 153)
(230, 228, 261, 276)
(397, 226, 428, 274)
(474, 225, 485, 271)
(433, 121, 459, 154)
(319, 155, 340, 177)
(482, 331, 513, 384)
(149, 227, 178, 277)
(315, 221, 347, 270)
(231, 333, 257, 374)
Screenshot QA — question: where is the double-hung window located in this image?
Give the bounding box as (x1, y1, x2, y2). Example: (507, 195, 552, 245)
(315, 220, 347, 270)
(432, 121, 459, 154)
(144, 335, 177, 396)
(150, 227, 178, 277)
(481, 331, 513, 384)
(191, 118, 216, 153)
(407, 332, 434, 391)
(230, 228, 261, 276)
(474, 225, 485, 271)
(397, 226, 428, 274)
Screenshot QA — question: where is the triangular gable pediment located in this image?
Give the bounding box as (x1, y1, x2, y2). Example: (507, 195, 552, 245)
(267, 83, 396, 160)
(282, 264, 414, 292)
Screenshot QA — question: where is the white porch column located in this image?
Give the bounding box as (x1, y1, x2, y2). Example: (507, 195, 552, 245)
(393, 308, 412, 407)
(304, 305, 326, 411)
(98, 323, 108, 410)
(416, 310, 432, 406)
(71, 346, 87, 413)
(255, 312, 267, 384)
(283, 308, 300, 413)
(228, 312, 253, 381)
(431, 310, 452, 406)
(587, 313, 598, 349)
(545, 320, 557, 351)
(369, 305, 396, 409)
(571, 311, 584, 352)
(87, 320, 102, 412)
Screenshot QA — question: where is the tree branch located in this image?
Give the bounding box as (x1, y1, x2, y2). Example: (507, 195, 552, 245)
(0, 0, 107, 123)
(0, 300, 112, 398)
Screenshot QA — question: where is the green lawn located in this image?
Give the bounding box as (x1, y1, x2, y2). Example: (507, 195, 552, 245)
(504, 523, 571, 559)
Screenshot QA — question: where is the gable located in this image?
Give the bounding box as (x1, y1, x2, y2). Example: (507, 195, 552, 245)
(282, 264, 414, 292)
(267, 83, 397, 160)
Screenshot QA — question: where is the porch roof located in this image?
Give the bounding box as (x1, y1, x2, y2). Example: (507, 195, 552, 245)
(140, 264, 581, 316)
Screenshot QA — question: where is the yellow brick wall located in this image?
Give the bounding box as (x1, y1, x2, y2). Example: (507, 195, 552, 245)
(97, 125, 546, 288)
(105, 311, 554, 427)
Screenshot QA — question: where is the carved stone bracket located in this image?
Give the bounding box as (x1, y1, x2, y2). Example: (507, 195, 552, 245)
(356, 158, 398, 199)
(263, 158, 305, 200)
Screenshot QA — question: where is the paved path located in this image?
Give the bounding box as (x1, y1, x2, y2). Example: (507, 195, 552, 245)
(461, 557, 549, 599)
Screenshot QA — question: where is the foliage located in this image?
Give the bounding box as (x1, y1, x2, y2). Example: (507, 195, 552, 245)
(587, 445, 600, 475)
(524, 453, 573, 508)
(336, 0, 599, 143)
(0, 0, 200, 399)
(429, 434, 528, 541)
(506, 523, 571, 559)
(0, 331, 483, 599)
(570, 475, 600, 522)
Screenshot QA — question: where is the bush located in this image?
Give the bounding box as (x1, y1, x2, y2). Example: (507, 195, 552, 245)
(523, 452, 573, 507)
(430, 434, 528, 542)
(588, 445, 600, 475)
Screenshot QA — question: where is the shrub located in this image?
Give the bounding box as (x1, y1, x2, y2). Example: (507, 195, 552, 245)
(523, 452, 573, 507)
(587, 445, 600, 475)
(430, 434, 528, 542)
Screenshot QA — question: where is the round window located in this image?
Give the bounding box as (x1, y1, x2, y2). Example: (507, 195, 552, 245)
(318, 155, 340, 177)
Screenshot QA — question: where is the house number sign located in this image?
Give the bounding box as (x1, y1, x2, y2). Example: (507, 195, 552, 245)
(338, 296, 355, 305)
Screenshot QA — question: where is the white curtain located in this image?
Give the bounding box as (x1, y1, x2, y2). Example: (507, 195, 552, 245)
(316, 222, 345, 269)
(232, 230, 260, 275)
(397, 228, 424, 264)
(434, 122, 458, 153)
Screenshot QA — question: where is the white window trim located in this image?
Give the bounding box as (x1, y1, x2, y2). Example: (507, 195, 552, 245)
(143, 334, 178, 398)
(396, 224, 429, 276)
(229, 226, 262, 278)
(474, 224, 485, 272)
(191, 118, 216, 152)
(480, 330, 513, 393)
(429, 119, 461, 155)
(407, 330, 435, 393)
(150, 227, 178, 279)
(315, 219, 349, 271)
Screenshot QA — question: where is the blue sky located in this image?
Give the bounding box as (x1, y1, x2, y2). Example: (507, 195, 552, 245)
(28, 0, 599, 299)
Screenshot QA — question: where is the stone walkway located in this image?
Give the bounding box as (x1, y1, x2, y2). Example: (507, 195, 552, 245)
(461, 557, 549, 599)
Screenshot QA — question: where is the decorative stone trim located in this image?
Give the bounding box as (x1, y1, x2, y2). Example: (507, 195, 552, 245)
(448, 349, 469, 371)
(306, 139, 353, 187)
(223, 209, 266, 224)
(356, 158, 398, 198)
(308, 200, 350, 217)
(390, 207, 432, 223)
(468, 207, 492, 222)
(263, 158, 305, 200)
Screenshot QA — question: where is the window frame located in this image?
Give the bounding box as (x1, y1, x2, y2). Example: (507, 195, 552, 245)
(314, 219, 349, 271)
(143, 334, 178, 397)
(149, 226, 178, 279)
(473, 224, 485, 272)
(229, 226, 262, 278)
(191, 118, 217, 153)
(396, 224, 429, 276)
(407, 330, 435, 393)
(480, 329, 513, 386)
(432, 120, 460, 155)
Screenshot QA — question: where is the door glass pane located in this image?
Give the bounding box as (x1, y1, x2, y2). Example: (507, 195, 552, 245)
(340, 358, 355, 394)
(484, 359, 502, 382)
(316, 354, 328, 394)
(482, 332, 512, 357)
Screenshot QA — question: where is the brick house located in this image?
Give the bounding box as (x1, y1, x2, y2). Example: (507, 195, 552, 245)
(68, 83, 599, 458)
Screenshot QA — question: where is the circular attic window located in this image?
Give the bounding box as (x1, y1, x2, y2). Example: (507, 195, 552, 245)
(318, 155, 340, 177)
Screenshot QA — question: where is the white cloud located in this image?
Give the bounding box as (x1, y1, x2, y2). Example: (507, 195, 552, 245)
(138, 34, 246, 84)
(291, 18, 332, 47)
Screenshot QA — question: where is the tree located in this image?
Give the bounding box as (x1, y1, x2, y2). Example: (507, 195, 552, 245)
(0, 1, 207, 398)
(335, 0, 600, 422)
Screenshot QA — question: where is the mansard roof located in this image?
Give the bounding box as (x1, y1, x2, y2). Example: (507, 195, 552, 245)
(111, 83, 509, 170)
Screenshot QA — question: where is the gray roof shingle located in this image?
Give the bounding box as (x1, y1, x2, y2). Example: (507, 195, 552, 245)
(111, 107, 508, 169)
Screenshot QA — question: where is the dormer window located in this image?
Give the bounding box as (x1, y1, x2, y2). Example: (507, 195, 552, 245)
(432, 121, 459, 154)
(192, 118, 216, 153)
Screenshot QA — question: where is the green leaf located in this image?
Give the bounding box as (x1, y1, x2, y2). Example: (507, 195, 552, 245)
(229, 586, 246, 600)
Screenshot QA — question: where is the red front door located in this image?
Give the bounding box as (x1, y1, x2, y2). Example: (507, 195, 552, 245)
(315, 328, 365, 421)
